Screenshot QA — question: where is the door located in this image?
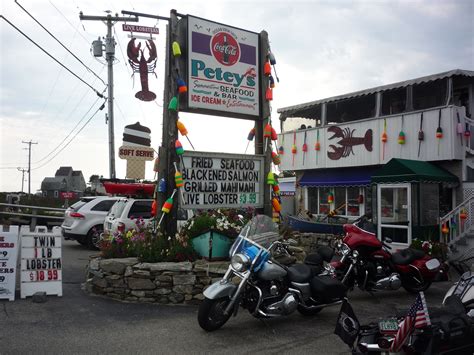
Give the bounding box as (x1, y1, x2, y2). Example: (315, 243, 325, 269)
(377, 184, 411, 249)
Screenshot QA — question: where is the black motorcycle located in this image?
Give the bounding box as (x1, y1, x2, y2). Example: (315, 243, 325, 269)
(198, 214, 347, 331)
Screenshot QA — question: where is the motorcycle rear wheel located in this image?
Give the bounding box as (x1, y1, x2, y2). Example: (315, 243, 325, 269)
(198, 297, 232, 331)
(402, 278, 432, 293)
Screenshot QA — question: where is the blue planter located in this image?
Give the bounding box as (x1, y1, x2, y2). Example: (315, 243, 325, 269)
(191, 230, 233, 261)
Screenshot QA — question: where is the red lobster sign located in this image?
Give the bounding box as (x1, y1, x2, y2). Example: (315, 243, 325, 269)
(327, 126, 373, 160)
(127, 38, 157, 101)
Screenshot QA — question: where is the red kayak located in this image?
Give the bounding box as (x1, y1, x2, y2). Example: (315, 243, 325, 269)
(103, 182, 154, 196)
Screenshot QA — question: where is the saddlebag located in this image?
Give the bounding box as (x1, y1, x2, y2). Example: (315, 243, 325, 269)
(310, 275, 347, 303)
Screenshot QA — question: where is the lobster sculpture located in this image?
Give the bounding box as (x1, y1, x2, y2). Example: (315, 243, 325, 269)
(127, 38, 157, 102)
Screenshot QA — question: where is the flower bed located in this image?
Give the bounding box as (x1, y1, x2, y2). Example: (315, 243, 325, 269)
(84, 257, 228, 304)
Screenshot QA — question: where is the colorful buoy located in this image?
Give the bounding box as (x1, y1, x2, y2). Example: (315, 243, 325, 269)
(264, 123, 272, 138)
(398, 131, 406, 145)
(381, 132, 388, 143)
(436, 127, 443, 139)
(177, 120, 188, 136)
(177, 78, 187, 94)
(151, 200, 157, 216)
(278, 145, 284, 155)
(162, 197, 173, 213)
(272, 197, 281, 213)
(328, 193, 334, 204)
(172, 41, 181, 56)
(158, 178, 166, 193)
(175, 140, 184, 155)
(267, 172, 275, 185)
(265, 87, 273, 101)
(168, 96, 178, 111)
(441, 223, 449, 235)
(272, 184, 280, 195)
(271, 127, 278, 141)
(269, 75, 275, 88)
(264, 61, 271, 76)
(460, 210, 468, 220)
(271, 151, 281, 165)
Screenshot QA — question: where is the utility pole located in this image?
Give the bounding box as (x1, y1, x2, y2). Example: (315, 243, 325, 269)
(79, 12, 138, 179)
(22, 140, 38, 195)
(17, 167, 27, 193)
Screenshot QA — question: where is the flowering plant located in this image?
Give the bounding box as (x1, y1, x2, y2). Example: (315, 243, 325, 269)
(181, 208, 254, 240)
(410, 239, 448, 260)
(100, 217, 196, 262)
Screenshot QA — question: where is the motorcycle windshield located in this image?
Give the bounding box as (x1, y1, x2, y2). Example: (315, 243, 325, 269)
(229, 215, 280, 269)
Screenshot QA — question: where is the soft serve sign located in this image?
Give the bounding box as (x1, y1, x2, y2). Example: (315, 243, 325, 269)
(187, 16, 260, 118)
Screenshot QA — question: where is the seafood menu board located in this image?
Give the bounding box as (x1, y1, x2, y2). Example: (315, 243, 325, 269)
(181, 151, 264, 209)
(20, 227, 62, 298)
(186, 15, 260, 119)
(0, 226, 19, 301)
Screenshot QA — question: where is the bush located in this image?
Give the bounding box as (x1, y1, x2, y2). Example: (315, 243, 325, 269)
(410, 239, 448, 261)
(100, 218, 197, 262)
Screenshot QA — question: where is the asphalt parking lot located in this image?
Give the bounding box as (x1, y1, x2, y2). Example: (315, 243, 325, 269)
(1, 240, 454, 355)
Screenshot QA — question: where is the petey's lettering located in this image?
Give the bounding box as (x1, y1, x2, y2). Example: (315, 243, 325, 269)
(191, 60, 256, 88)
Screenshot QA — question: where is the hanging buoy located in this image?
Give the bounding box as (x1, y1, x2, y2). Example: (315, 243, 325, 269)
(264, 123, 272, 138)
(175, 170, 184, 187)
(460, 210, 468, 220)
(177, 78, 187, 94)
(177, 120, 188, 136)
(398, 131, 406, 145)
(168, 96, 178, 111)
(272, 184, 280, 195)
(278, 145, 284, 155)
(418, 130, 425, 141)
(158, 178, 166, 193)
(175, 140, 184, 155)
(302, 143, 308, 152)
(172, 41, 181, 56)
(271, 127, 278, 141)
(328, 193, 334, 204)
(271, 151, 281, 165)
(265, 87, 273, 101)
(441, 223, 449, 235)
(267, 172, 275, 185)
(291, 144, 297, 154)
(315, 142, 321, 151)
(162, 197, 174, 213)
(381, 132, 388, 143)
(436, 127, 443, 139)
(272, 197, 281, 212)
(269, 75, 275, 88)
(264, 61, 271, 76)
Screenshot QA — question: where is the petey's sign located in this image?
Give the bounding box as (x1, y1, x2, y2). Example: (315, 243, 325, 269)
(181, 151, 264, 209)
(186, 15, 260, 119)
(20, 227, 62, 298)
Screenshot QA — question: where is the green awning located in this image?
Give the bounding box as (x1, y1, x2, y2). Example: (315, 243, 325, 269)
(371, 158, 459, 185)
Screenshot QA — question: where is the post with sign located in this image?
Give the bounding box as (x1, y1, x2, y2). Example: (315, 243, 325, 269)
(0, 225, 19, 301)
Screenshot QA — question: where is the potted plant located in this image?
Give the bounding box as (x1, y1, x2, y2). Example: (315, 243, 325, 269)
(180, 209, 252, 260)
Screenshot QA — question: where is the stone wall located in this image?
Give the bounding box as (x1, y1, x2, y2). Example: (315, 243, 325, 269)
(84, 257, 228, 304)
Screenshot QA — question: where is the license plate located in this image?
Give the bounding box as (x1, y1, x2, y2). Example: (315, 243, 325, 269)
(379, 319, 398, 334)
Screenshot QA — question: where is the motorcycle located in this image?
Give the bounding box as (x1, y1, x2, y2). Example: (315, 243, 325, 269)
(331, 215, 441, 293)
(197, 214, 347, 331)
(353, 271, 474, 354)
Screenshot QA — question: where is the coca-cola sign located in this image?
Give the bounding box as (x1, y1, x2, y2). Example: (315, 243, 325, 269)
(210, 32, 240, 66)
(185, 15, 260, 119)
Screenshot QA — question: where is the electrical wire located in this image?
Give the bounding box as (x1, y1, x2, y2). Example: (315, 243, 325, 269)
(31, 99, 107, 170)
(15, 0, 106, 86)
(49, 0, 90, 45)
(33, 96, 101, 164)
(1, 15, 105, 98)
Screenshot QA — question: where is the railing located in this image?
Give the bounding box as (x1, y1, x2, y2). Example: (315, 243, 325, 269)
(0, 203, 65, 230)
(439, 196, 474, 246)
(465, 116, 474, 154)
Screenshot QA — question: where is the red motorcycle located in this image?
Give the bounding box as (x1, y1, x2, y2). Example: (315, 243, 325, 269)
(331, 215, 441, 293)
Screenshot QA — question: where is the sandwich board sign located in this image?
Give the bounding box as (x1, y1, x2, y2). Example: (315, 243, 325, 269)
(0, 225, 20, 301)
(20, 226, 62, 298)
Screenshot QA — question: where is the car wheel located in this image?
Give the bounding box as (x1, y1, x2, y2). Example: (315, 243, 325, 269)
(87, 225, 103, 250)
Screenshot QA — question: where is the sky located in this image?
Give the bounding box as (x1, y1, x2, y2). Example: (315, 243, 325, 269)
(1, 0, 473, 193)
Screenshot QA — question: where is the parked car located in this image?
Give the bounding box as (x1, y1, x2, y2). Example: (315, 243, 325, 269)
(103, 197, 193, 236)
(61, 196, 120, 249)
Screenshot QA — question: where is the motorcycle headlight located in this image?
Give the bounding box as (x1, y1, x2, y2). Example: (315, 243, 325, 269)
(340, 243, 351, 256)
(231, 253, 251, 272)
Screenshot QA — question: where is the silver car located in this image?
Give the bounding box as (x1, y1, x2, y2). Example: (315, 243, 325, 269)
(61, 196, 120, 249)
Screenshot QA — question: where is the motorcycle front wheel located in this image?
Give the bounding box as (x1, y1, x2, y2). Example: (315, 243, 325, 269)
(402, 277, 432, 293)
(198, 297, 233, 331)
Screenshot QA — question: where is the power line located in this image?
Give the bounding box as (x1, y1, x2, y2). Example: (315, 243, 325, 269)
(15, 0, 106, 86)
(33, 96, 101, 164)
(0, 15, 106, 98)
(49, 0, 90, 45)
(32, 99, 107, 170)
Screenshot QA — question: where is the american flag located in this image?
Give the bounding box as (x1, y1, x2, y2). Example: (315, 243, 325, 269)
(390, 292, 431, 352)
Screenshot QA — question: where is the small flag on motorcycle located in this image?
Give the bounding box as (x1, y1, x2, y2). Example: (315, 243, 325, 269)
(334, 300, 360, 349)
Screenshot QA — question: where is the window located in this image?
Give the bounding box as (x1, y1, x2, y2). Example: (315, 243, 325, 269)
(54, 190, 58, 198)
(91, 199, 117, 212)
(128, 200, 153, 219)
(413, 79, 447, 110)
(381, 88, 407, 115)
(307, 187, 365, 217)
(326, 94, 376, 124)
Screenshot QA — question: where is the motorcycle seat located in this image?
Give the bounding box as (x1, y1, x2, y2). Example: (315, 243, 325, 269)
(391, 248, 425, 265)
(287, 263, 312, 283)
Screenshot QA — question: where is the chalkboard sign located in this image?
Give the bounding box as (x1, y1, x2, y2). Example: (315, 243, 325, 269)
(0, 225, 19, 301)
(181, 151, 264, 209)
(20, 226, 62, 298)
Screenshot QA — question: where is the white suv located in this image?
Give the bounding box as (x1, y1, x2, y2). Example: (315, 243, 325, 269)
(61, 196, 120, 249)
(103, 198, 193, 236)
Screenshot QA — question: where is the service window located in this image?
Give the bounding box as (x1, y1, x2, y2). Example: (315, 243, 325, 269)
(128, 200, 153, 219)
